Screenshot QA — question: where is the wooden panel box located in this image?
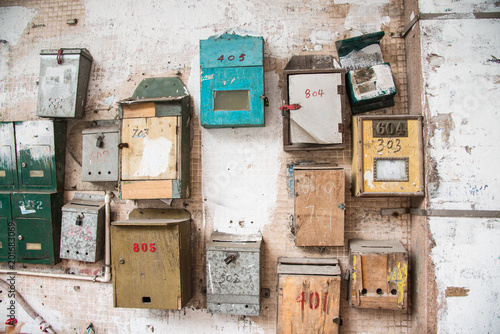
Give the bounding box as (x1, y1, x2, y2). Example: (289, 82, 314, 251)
(348, 239, 408, 310)
(277, 258, 341, 334)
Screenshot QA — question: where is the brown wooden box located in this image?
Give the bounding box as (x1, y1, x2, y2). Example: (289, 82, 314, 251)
(277, 257, 341, 334)
(348, 239, 408, 310)
(111, 209, 192, 310)
(294, 165, 345, 247)
(282, 55, 349, 151)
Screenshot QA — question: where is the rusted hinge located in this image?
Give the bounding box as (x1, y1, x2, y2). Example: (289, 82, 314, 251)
(338, 123, 344, 133)
(337, 85, 344, 95)
(280, 104, 301, 116)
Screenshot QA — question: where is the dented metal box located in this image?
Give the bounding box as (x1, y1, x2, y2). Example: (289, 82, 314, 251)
(111, 209, 192, 310)
(336, 31, 396, 114)
(11, 192, 63, 265)
(118, 77, 190, 200)
(0, 123, 18, 192)
(37, 48, 93, 118)
(200, 33, 265, 128)
(352, 115, 424, 196)
(282, 55, 348, 150)
(82, 124, 119, 182)
(0, 193, 12, 263)
(294, 165, 345, 247)
(206, 232, 262, 316)
(277, 258, 342, 334)
(348, 239, 408, 310)
(15, 121, 67, 192)
(60, 193, 105, 262)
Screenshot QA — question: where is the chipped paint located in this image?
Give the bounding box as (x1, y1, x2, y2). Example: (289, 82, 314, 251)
(387, 262, 407, 306)
(0, 6, 37, 46)
(133, 137, 173, 178)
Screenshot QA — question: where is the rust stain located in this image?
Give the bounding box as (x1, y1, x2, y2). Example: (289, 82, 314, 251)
(445, 287, 470, 297)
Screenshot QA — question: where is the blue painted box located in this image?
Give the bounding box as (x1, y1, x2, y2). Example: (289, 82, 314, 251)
(200, 33, 265, 128)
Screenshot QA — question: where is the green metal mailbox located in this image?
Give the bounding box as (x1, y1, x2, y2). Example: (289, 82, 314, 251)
(200, 33, 265, 128)
(11, 192, 63, 265)
(0, 193, 12, 263)
(0, 123, 18, 192)
(15, 121, 66, 192)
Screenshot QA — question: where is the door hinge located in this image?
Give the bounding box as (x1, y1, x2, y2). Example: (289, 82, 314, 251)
(338, 123, 344, 133)
(337, 85, 344, 95)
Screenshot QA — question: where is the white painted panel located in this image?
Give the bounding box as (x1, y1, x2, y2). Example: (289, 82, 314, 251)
(289, 73, 342, 144)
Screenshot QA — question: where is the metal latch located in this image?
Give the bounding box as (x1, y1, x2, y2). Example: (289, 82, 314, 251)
(118, 143, 129, 149)
(261, 95, 269, 107)
(224, 252, 239, 265)
(96, 134, 105, 148)
(280, 104, 301, 116)
(76, 214, 84, 226)
(57, 49, 64, 64)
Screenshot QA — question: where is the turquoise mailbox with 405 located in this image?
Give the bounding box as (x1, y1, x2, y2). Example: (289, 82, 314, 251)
(200, 33, 265, 128)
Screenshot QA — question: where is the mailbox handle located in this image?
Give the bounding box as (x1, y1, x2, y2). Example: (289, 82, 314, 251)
(57, 49, 63, 64)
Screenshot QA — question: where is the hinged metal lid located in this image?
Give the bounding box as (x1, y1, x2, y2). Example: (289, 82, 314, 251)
(62, 193, 105, 213)
(277, 257, 341, 276)
(40, 48, 93, 61)
(207, 232, 262, 251)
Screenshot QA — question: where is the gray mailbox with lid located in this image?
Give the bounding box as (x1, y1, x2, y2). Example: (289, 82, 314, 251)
(82, 124, 119, 182)
(37, 48, 93, 118)
(206, 232, 262, 316)
(60, 193, 105, 262)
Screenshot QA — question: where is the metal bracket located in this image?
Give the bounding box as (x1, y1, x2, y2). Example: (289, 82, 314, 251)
(280, 104, 301, 116)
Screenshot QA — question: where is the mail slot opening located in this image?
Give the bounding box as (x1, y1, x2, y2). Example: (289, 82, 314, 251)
(391, 289, 397, 295)
(214, 90, 250, 111)
(361, 289, 367, 296)
(376, 288, 383, 295)
(142, 297, 151, 303)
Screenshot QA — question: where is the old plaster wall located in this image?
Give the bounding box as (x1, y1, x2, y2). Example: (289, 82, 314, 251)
(415, 0, 500, 332)
(0, 0, 414, 333)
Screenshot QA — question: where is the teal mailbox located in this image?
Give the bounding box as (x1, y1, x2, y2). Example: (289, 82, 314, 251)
(200, 33, 265, 128)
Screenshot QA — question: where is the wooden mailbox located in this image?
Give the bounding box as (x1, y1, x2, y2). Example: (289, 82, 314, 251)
(348, 239, 408, 310)
(294, 165, 345, 247)
(277, 257, 341, 333)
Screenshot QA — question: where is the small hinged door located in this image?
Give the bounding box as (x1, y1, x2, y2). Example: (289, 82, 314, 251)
(294, 166, 345, 246)
(0, 123, 17, 191)
(277, 258, 341, 334)
(282, 55, 348, 151)
(0, 194, 12, 262)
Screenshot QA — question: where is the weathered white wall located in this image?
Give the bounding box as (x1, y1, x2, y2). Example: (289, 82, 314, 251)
(419, 4, 500, 332)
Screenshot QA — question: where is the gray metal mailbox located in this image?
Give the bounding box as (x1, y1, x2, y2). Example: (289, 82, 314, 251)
(37, 48, 93, 118)
(206, 232, 262, 316)
(82, 125, 119, 182)
(60, 193, 105, 262)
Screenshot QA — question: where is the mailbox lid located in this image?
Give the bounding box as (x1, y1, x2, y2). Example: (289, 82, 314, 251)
(0, 122, 17, 191)
(82, 125, 119, 182)
(200, 33, 263, 68)
(335, 31, 385, 70)
(15, 121, 67, 192)
(0, 193, 12, 262)
(11, 192, 63, 265)
(37, 48, 93, 118)
(200, 66, 265, 128)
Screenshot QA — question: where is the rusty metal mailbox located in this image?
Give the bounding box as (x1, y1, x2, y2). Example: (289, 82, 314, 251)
(60, 193, 105, 262)
(82, 124, 119, 182)
(277, 258, 341, 333)
(111, 209, 192, 310)
(348, 239, 408, 310)
(206, 232, 262, 316)
(282, 55, 348, 151)
(352, 115, 424, 196)
(37, 48, 93, 118)
(294, 165, 345, 247)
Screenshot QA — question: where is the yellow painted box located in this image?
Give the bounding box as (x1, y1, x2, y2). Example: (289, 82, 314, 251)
(348, 239, 408, 310)
(111, 209, 192, 310)
(352, 115, 424, 196)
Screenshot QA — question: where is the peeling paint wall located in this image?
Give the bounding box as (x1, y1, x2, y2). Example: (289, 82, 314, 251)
(418, 1, 500, 332)
(0, 0, 413, 333)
